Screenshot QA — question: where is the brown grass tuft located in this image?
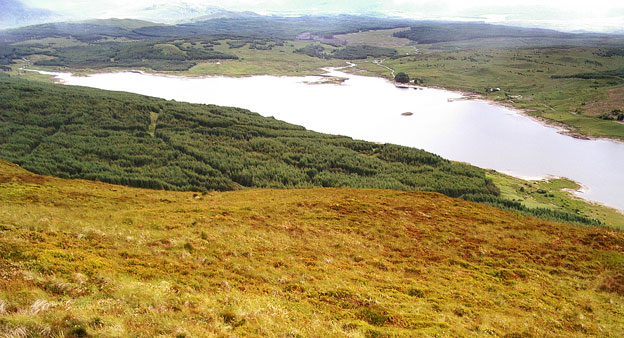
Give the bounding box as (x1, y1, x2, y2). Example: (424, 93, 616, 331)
(30, 299, 52, 314)
(584, 87, 624, 116)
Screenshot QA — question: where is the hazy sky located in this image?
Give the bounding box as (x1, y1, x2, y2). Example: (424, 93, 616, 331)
(22, 0, 624, 32)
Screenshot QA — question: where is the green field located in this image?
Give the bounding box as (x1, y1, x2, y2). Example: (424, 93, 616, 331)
(488, 171, 624, 227)
(186, 41, 344, 77)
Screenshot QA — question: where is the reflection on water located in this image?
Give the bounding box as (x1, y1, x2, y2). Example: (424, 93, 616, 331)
(46, 69, 624, 211)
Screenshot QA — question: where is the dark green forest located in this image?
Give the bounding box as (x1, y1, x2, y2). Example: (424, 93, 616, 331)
(601, 48, 624, 57)
(295, 44, 398, 59)
(132, 16, 412, 40)
(33, 40, 238, 71)
(551, 68, 624, 80)
(0, 77, 601, 225)
(0, 77, 491, 194)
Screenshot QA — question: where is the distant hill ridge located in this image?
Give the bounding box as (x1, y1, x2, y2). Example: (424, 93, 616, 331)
(3, 13, 615, 44)
(137, 3, 261, 24)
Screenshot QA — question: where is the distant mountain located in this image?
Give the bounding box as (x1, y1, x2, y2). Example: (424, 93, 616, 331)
(392, 22, 615, 44)
(0, 0, 61, 29)
(136, 2, 260, 24)
(79, 18, 161, 30)
(189, 11, 261, 22)
(0, 21, 149, 44)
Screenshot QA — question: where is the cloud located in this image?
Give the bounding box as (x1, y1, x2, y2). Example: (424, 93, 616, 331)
(20, 0, 624, 32)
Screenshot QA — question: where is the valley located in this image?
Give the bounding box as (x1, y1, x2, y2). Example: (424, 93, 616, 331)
(1, 5, 624, 336)
(4, 20, 624, 225)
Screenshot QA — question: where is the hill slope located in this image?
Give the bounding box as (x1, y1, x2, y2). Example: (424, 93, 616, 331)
(392, 22, 608, 44)
(0, 161, 622, 337)
(0, 77, 495, 196)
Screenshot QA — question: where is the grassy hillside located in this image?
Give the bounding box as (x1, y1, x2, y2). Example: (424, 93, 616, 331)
(186, 40, 345, 76)
(131, 15, 411, 40)
(392, 22, 614, 45)
(79, 19, 161, 30)
(0, 15, 410, 72)
(0, 161, 622, 337)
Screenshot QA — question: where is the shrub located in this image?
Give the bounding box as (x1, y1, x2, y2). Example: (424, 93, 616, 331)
(357, 306, 392, 326)
(220, 310, 246, 327)
(395, 72, 410, 83)
(408, 288, 425, 297)
(68, 327, 89, 338)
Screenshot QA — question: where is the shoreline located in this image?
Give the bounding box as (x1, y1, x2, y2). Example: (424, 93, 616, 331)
(24, 66, 337, 87)
(344, 60, 624, 144)
(23, 62, 624, 145)
(17, 61, 334, 80)
(466, 96, 624, 145)
(22, 63, 624, 146)
(497, 171, 624, 215)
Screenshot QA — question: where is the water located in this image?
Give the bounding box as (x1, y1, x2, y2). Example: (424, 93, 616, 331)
(44, 68, 624, 211)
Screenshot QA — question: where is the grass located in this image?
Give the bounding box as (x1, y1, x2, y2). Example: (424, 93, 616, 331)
(488, 171, 624, 228)
(13, 37, 89, 48)
(6, 39, 346, 78)
(583, 87, 624, 116)
(334, 28, 416, 54)
(186, 41, 345, 77)
(0, 160, 623, 337)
